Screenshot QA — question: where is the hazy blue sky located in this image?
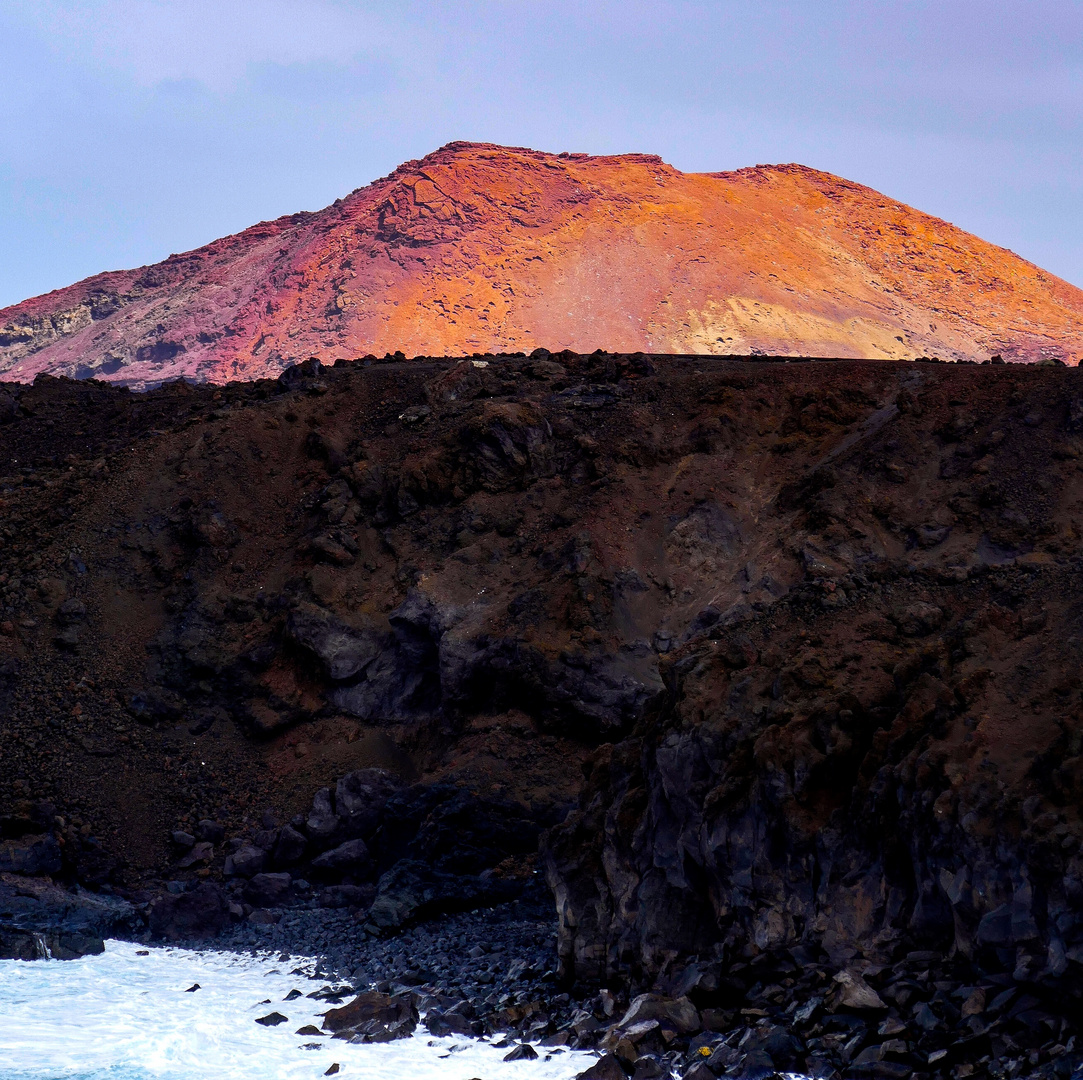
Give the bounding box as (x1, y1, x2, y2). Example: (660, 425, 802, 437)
(1, 0, 1081, 309)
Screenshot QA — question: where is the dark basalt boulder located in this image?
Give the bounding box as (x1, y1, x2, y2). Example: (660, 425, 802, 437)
(277, 357, 322, 390)
(0, 924, 99, 961)
(176, 841, 213, 868)
(255, 1011, 289, 1026)
(0, 928, 46, 959)
(325, 590, 446, 723)
(0, 875, 137, 959)
(423, 1009, 481, 1037)
(242, 872, 292, 908)
(503, 1043, 539, 1061)
(194, 819, 225, 844)
(0, 835, 62, 876)
(366, 859, 518, 931)
(334, 769, 402, 836)
(575, 1054, 629, 1080)
(148, 882, 230, 941)
(286, 604, 383, 682)
(272, 824, 308, 866)
(223, 843, 266, 878)
(322, 991, 418, 1042)
(616, 993, 700, 1034)
(310, 839, 369, 876)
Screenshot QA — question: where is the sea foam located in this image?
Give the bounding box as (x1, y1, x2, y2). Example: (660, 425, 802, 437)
(0, 940, 594, 1080)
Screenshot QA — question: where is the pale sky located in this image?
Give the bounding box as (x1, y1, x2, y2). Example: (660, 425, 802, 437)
(1, 0, 1081, 309)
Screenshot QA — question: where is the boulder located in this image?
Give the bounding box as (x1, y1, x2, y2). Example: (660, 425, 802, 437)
(683, 1065, 714, 1080)
(334, 769, 401, 835)
(306, 788, 339, 840)
(322, 991, 418, 1042)
(326, 593, 449, 724)
(311, 839, 369, 876)
(54, 625, 82, 648)
(255, 1011, 289, 1026)
(195, 819, 225, 844)
(757, 1028, 803, 1068)
(148, 883, 230, 941)
(272, 824, 308, 866)
(56, 598, 87, 625)
(504, 1044, 539, 1061)
(576, 1054, 629, 1080)
(223, 844, 265, 878)
(0, 835, 62, 876)
(458, 401, 555, 492)
(367, 859, 516, 931)
(631, 1057, 667, 1080)
(424, 1010, 479, 1037)
(830, 970, 886, 1011)
(278, 357, 321, 389)
(0, 928, 46, 959)
(287, 605, 381, 681)
(243, 872, 292, 908)
(735, 1049, 776, 1078)
(976, 903, 1012, 947)
(617, 993, 701, 1035)
(176, 841, 214, 868)
(42, 931, 105, 959)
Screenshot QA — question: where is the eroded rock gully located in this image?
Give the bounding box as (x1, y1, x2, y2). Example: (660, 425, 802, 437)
(2, 352, 1083, 1076)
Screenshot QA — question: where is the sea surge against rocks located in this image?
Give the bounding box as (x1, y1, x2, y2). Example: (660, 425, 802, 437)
(0, 938, 596, 1079)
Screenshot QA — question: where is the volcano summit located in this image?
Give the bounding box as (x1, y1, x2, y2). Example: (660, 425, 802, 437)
(2, 142, 1082, 388)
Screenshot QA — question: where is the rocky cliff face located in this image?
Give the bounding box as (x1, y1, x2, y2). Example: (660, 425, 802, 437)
(545, 567, 1083, 986)
(2, 353, 1083, 1008)
(3, 143, 1083, 389)
(541, 363, 1083, 1010)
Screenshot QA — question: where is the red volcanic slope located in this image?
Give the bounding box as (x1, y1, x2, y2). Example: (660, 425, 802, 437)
(2, 142, 1082, 387)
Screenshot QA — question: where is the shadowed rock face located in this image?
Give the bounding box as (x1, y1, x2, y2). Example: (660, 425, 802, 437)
(543, 579, 1083, 986)
(536, 366, 1083, 996)
(2, 353, 1083, 1007)
(2, 142, 1083, 389)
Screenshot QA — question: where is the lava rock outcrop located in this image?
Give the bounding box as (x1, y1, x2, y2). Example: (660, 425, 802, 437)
(2, 352, 1083, 1025)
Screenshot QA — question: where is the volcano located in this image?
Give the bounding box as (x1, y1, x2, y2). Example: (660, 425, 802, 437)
(2, 141, 1082, 387)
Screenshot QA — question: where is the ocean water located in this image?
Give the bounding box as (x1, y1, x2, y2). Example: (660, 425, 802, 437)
(0, 940, 595, 1080)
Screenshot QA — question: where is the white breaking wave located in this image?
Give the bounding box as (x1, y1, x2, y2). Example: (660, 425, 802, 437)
(0, 940, 595, 1080)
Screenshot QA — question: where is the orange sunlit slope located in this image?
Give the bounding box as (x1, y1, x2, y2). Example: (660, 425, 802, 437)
(2, 142, 1081, 386)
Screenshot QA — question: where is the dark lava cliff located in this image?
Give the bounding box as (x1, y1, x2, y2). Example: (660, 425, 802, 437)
(3, 353, 1083, 1017)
